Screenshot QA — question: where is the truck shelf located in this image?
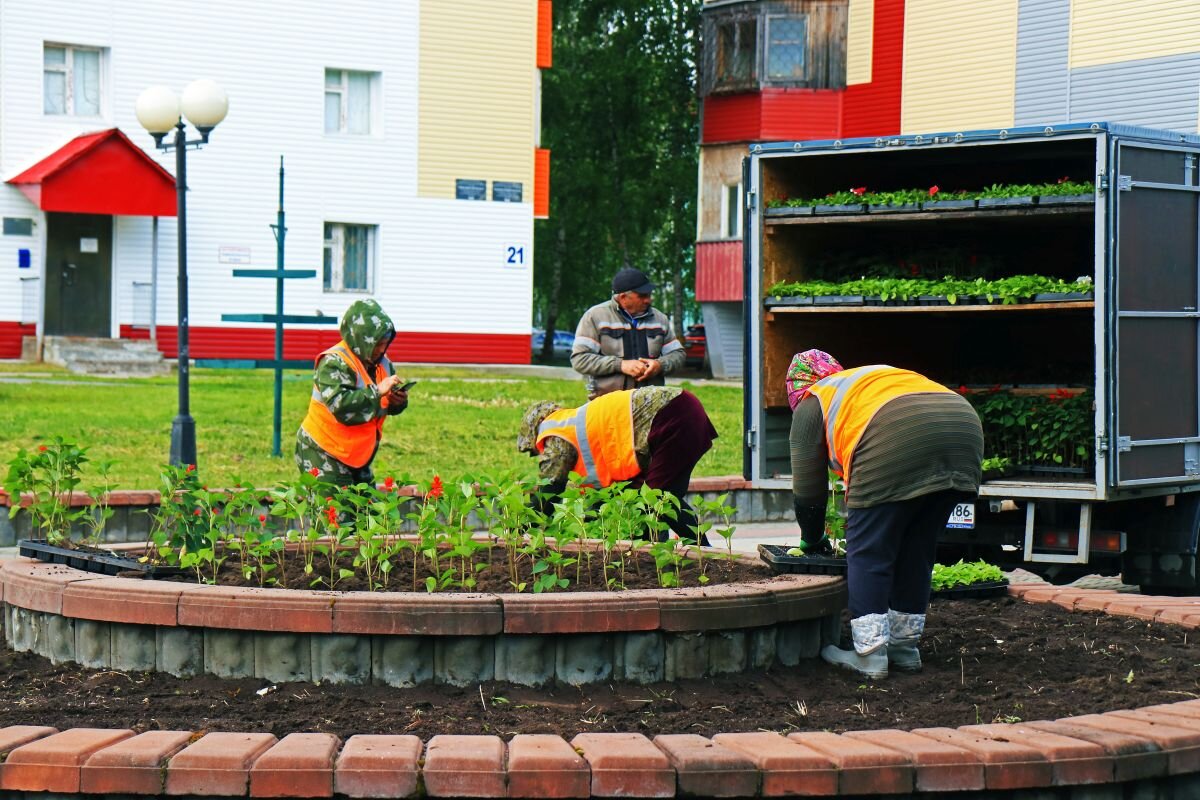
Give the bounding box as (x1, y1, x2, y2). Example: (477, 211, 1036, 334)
(764, 301, 1094, 315)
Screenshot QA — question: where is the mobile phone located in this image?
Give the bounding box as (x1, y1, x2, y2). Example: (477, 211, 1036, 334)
(396, 380, 417, 392)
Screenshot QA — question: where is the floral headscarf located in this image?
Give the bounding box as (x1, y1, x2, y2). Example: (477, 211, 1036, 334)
(786, 349, 844, 410)
(516, 400, 563, 454)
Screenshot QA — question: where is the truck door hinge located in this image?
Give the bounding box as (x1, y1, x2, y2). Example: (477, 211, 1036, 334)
(746, 191, 757, 211)
(1098, 174, 1108, 191)
(1096, 435, 1108, 454)
(1118, 175, 1133, 191)
(746, 428, 758, 448)
(1117, 436, 1133, 453)
(1186, 457, 1200, 476)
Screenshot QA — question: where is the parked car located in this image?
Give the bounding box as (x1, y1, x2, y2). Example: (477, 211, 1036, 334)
(683, 324, 707, 368)
(532, 329, 576, 358)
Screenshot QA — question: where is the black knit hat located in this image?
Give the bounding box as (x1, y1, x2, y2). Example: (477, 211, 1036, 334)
(612, 267, 655, 294)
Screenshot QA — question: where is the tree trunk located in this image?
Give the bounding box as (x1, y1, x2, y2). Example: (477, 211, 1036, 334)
(542, 226, 567, 360)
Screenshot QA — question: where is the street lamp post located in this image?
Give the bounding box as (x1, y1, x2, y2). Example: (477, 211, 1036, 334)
(135, 80, 228, 469)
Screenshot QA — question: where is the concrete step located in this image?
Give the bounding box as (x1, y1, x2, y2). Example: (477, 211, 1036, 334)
(43, 336, 171, 377)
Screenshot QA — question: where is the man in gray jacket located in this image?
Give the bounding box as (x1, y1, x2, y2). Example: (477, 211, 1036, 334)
(571, 267, 686, 400)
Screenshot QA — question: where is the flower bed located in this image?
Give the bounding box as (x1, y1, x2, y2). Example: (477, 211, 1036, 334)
(0, 584, 1198, 798)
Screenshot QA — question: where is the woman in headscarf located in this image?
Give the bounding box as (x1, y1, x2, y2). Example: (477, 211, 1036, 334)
(787, 349, 983, 679)
(517, 386, 717, 545)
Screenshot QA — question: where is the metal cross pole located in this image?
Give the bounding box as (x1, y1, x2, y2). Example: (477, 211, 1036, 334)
(221, 156, 336, 457)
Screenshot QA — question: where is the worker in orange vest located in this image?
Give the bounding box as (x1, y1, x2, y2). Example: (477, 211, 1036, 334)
(786, 349, 983, 679)
(516, 387, 718, 544)
(295, 299, 409, 487)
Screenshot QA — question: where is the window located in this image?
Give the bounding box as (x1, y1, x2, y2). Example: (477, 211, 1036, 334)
(323, 223, 375, 292)
(44, 44, 101, 116)
(766, 16, 807, 82)
(324, 69, 375, 134)
(724, 183, 742, 239)
(714, 18, 757, 89)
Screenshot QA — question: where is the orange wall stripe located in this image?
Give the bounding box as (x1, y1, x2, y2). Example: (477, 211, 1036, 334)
(537, 0, 553, 68)
(534, 148, 551, 218)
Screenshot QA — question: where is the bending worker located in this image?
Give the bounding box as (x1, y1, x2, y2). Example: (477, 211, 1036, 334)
(517, 386, 717, 545)
(786, 349, 982, 679)
(296, 299, 409, 487)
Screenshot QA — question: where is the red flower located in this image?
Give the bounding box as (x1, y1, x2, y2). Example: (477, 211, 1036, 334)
(193, 509, 202, 516)
(428, 475, 444, 500)
(850, 186, 867, 196)
(928, 185, 939, 197)
(325, 504, 339, 528)
(384, 476, 395, 491)
(258, 514, 267, 524)
(186, 464, 196, 473)
(37, 445, 47, 452)
(308, 467, 321, 477)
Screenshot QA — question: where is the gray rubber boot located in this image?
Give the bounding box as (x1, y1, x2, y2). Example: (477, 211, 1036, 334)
(887, 610, 925, 672)
(821, 612, 889, 679)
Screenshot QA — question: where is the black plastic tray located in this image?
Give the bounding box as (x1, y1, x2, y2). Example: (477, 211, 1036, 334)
(930, 579, 1010, 600)
(758, 544, 847, 575)
(18, 540, 187, 578)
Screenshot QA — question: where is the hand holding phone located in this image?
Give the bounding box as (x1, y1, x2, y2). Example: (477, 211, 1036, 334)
(394, 380, 417, 394)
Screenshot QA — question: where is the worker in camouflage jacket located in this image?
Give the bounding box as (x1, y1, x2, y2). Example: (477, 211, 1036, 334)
(295, 299, 409, 487)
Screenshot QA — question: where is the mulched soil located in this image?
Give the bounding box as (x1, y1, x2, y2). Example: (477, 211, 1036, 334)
(151, 546, 768, 592)
(1, 597, 1196, 739)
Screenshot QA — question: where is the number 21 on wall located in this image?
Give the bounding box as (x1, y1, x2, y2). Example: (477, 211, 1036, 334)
(505, 245, 526, 266)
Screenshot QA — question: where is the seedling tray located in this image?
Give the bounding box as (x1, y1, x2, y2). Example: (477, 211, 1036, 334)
(18, 540, 187, 578)
(758, 544, 847, 575)
(930, 579, 1009, 600)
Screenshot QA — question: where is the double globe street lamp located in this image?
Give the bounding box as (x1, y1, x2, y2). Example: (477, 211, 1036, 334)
(135, 80, 229, 469)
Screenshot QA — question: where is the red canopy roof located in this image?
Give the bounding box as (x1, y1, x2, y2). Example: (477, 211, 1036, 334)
(7, 128, 176, 216)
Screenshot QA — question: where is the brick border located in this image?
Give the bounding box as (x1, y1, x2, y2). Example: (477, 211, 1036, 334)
(0, 582, 1198, 796)
(0, 556, 845, 686)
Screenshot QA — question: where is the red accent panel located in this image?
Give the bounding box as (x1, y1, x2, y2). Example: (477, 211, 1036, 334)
(0, 321, 36, 359)
(703, 89, 843, 144)
(7, 128, 176, 217)
(696, 241, 744, 302)
(537, 0, 553, 68)
(841, 0, 904, 138)
(534, 148, 550, 219)
(119, 325, 532, 365)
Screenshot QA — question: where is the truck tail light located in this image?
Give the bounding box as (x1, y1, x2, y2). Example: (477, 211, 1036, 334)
(1037, 531, 1124, 553)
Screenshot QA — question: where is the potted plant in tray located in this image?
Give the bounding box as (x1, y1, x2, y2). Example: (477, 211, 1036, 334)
(930, 558, 1009, 598)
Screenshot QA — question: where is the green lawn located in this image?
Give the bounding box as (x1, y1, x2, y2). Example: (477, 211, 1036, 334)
(0, 363, 743, 489)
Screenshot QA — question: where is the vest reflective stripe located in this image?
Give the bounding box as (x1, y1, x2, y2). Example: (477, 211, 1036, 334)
(299, 341, 388, 468)
(808, 365, 953, 482)
(534, 390, 640, 486)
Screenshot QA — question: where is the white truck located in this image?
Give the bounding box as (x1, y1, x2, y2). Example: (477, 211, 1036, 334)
(743, 122, 1200, 594)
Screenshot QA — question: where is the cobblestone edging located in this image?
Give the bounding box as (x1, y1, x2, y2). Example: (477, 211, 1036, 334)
(0, 558, 845, 687)
(0, 477, 794, 546)
(0, 584, 1198, 797)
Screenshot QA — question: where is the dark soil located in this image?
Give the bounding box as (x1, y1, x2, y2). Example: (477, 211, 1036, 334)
(151, 546, 768, 593)
(1, 597, 1197, 738)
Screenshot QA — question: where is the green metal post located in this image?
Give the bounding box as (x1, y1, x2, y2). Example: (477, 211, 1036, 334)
(271, 158, 286, 457)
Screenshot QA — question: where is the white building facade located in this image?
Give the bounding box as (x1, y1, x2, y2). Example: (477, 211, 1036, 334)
(0, 0, 552, 363)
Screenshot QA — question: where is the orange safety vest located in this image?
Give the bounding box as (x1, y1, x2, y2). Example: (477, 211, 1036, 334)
(300, 341, 391, 468)
(534, 389, 641, 487)
(807, 365, 953, 484)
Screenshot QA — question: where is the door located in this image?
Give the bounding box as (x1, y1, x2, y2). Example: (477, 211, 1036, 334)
(1110, 140, 1200, 487)
(44, 212, 112, 337)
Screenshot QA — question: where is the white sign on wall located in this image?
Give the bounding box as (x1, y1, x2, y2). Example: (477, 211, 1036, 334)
(218, 245, 252, 265)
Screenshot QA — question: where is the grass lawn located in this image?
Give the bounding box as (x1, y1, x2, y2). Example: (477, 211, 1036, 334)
(0, 363, 743, 490)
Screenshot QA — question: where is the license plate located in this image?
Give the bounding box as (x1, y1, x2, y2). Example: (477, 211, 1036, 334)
(947, 503, 975, 529)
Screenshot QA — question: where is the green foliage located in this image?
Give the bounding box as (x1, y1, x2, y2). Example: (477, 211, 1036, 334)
(931, 559, 1005, 591)
(4, 438, 105, 545)
(135, 461, 745, 593)
(533, 0, 702, 343)
(965, 388, 1093, 470)
(767, 180, 1093, 209)
(766, 275, 1094, 304)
